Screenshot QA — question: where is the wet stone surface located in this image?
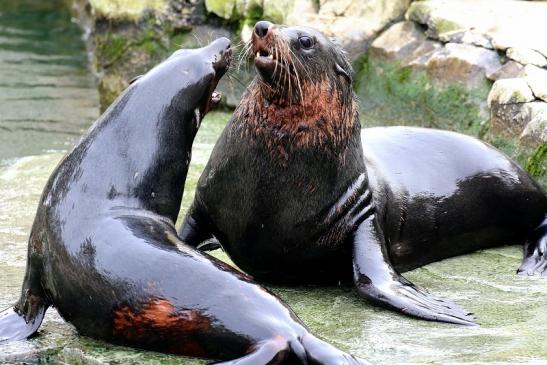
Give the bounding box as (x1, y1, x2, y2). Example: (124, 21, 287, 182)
(1, 112, 547, 364)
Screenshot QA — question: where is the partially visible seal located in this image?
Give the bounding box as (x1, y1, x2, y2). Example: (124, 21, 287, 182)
(180, 21, 547, 325)
(0, 38, 368, 365)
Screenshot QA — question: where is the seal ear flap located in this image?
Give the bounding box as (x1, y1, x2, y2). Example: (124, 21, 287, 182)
(335, 63, 351, 84)
(329, 40, 352, 84)
(129, 75, 143, 85)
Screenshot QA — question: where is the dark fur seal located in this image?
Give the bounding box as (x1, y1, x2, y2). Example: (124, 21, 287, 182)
(180, 22, 547, 325)
(0, 38, 368, 365)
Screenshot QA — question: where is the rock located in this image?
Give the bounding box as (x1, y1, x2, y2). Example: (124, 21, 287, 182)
(506, 47, 547, 68)
(520, 108, 547, 147)
(523, 64, 547, 102)
(406, 1, 467, 39)
(487, 78, 534, 107)
(263, 0, 304, 24)
(490, 103, 533, 137)
(490, 101, 547, 140)
(486, 61, 524, 82)
(412, 43, 501, 89)
(406, 0, 547, 58)
(369, 21, 442, 65)
(284, 0, 412, 60)
(205, 0, 243, 19)
(206, 0, 412, 60)
(437, 30, 493, 49)
(89, 0, 168, 21)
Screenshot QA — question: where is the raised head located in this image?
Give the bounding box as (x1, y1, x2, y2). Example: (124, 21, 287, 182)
(236, 22, 358, 153)
(250, 21, 353, 104)
(129, 37, 232, 130)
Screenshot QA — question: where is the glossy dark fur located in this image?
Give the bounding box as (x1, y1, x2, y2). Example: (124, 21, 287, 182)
(0, 38, 368, 365)
(181, 22, 547, 325)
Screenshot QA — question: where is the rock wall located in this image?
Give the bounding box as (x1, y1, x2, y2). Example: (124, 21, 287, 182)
(69, 0, 546, 185)
(358, 0, 546, 185)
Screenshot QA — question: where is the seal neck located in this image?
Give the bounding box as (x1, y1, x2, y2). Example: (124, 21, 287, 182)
(63, 85, 197, 223)
(232, 78, 359, 160)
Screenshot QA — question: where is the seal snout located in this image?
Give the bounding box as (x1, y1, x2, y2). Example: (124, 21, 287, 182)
(210, 37, 232, 76)
(254, 21, 273, 38)
(252, 21, 282, 81)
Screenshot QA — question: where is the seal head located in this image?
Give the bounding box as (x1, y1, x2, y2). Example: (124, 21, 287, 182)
(234, 21, 359, 158)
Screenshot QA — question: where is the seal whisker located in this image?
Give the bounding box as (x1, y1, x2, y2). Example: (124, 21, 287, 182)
(227, 72, 249, 90)
(287, 50, 305, 104)
(192, 33, 204, 47)
(273, 46, 279, 84)
(237, 40, 253, 73)
(288, 47, 312, 83)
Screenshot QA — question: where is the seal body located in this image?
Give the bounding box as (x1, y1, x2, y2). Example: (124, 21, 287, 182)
(180, 22, 547, 325)
(361, 127, 546, 272)
(0, 38, 367, 365)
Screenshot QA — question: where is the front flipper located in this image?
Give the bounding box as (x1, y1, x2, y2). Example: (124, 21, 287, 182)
(352, 215, 476, 325)
(179, 205, 215, 250)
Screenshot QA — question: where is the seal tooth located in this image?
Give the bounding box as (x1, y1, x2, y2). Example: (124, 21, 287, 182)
(256, 52, 260, 58)
(267, 54, 273, 59)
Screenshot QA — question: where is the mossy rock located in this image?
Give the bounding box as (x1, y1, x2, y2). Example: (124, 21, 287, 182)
(89, 0, 168, 22)
(97, 71, 127, 110)
(354, 54, 489, 134)
(406, 1, 464, 39)
(354, 54, 546, 189)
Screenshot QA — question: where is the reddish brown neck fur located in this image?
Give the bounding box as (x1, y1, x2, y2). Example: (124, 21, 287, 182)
(233, 77, 358, 160)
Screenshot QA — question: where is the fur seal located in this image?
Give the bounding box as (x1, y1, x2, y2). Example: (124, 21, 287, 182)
(0, 38, 368, 365)
(180, 22, 547, 325)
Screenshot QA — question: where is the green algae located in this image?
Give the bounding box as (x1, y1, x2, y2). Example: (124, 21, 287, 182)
(525, 143, 547, 179)
(354, 54, 489, 134)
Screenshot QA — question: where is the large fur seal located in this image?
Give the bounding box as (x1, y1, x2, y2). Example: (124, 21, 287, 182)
(0, 38, 368, 365)
(180, 22, 547, 325)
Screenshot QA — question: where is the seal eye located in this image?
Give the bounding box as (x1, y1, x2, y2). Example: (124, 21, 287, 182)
(299, 36, 314, 49)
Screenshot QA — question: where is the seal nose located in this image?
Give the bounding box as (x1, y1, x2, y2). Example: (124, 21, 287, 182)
(254, 21, 272, 38)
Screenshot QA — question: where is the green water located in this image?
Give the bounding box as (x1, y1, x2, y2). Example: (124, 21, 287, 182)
(0, 0, 98, 162)
(1, 1, 547, 364)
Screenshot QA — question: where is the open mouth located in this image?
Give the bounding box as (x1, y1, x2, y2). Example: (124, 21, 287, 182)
(253, 43, 292, 84)
(204, 46, 232, 113)
(254, 45, 278, 72)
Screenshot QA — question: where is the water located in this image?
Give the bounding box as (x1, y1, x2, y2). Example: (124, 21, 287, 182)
(1, 1, 547, 364)
(0, 0, 98, 162)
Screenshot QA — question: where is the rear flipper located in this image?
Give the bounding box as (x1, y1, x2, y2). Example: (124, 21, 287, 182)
(213, 334, 369, 365)
(0, 304, 47, 341)
(518, 215, 547, 276)
(301, 334, 370, 365)
(353, 215, 476, 326)
(1, 249, 49, 341)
